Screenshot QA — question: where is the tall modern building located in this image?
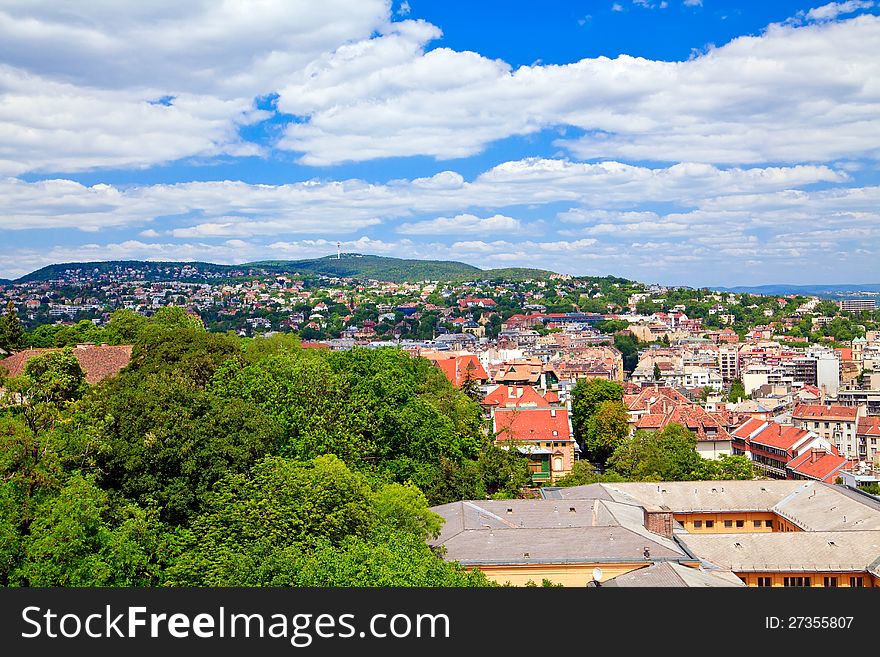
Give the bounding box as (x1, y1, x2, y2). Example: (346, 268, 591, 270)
(841, 299, 877, 313)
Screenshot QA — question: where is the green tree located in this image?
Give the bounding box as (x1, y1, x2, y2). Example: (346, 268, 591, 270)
(571, 379, 624, 447)
(12, 474, 169, 586)
(608, 423, 703, 481)
(728, 379, 747, 402)
(585, 400, 630, 466)
(4, 348, 87, 434)
(653, 362, 662, 381)
(0, 301, 26, 353)
(103, 309, 149, 344)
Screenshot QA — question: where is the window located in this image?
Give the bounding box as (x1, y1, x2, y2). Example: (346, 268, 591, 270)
(724, 520, 733, 528)
(736, 520, 745, 528)
(693, 520, 703, 528)
(765, 520, 773, 528)
(783, 577, 811, 587)
(850, 577, 864, 587)
(824, 577, 838, 587)
(753, 520, 762, 528)
(757, 577, 772, 587)
(814, 422, 820, 429)
(705, 520, 714, 528)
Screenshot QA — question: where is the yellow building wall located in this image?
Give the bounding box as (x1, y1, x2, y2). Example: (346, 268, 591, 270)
(738, 572, 876, 587)
(469, 562, 651, 587)
(675, 512, 787, 533)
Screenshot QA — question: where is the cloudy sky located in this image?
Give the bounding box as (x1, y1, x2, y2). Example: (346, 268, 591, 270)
(2, 0, 879, 285)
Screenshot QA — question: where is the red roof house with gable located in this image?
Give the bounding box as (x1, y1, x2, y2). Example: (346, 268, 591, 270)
(429, 354, 489, 388)
(493, 407, 576, 482)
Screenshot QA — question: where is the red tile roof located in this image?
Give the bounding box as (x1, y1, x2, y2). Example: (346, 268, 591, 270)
(0, 344, 132, 385)
(792, 404, 858, 422)
(482, 385, 551, 408)
(625, 385, 691, 412)
(494, 408, 572, 443)
(430, 354, 489, 388)
(747, 423, 814, 452)
(858, 416, 880, 437)
(787, 446, 847, 483)
(732, 417, 768, 440)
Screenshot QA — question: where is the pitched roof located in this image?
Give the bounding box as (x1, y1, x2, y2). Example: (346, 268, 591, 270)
(745, 422, 815, 452)
(482, 385, 551, 408)
(430, 499, 688, 566)
(625, 385, 691, 412)
(494, 408, 572, 443)
(792, 404, 858, 421)
(787, 447, 848, 483)
(430, 354, 488, 387)
(678, 531, 880, 573)
(0, 344, 133, 385)
(857, 416, 880, 437)
(545, 480, 880, 531)
(602, 561, 745, 588)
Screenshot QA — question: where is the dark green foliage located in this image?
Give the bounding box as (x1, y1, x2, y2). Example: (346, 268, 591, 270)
(164, 455, 487, 587)
(585, 400, 630, 466)
(86, 375, 281, 525)
(608, 424, 704, 481)
(211, 347, 485, 491)
(0, 301, 26, 352)
(11, 474, 169, 586)
(570, 378, 624, 446)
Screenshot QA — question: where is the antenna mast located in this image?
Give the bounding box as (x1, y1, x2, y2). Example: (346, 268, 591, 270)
(337, 241, 341, 260)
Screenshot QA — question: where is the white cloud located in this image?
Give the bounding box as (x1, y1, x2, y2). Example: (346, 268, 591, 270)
(398, 213, 522, 235)
(277, 15, 880, 166)
(806, 1, 874, 22)
(0, 160, 845, 234)
(397, 1, 411, 16)
(683, 0, 703, 6)
(0, 1, 390, 173)
(612, 3, 624, 10)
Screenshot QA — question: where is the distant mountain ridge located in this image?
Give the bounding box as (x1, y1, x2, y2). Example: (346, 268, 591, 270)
(715, 283, 880, 298)
(8, 254, 560, 284)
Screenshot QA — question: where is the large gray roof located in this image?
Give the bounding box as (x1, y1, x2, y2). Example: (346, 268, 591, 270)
(431, 499, 689, 566)
(678, 531, 880, 573)
(545, 480, 880, 531)
(602, 561, 746, 587)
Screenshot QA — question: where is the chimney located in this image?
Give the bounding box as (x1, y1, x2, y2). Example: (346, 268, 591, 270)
(643, 506, 674, 540)
(811, 448, 826, 463)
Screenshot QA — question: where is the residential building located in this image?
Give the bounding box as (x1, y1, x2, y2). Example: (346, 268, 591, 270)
(792, 404, 862, 458)
(731, 418, 831, 479)
(857, 415, 880, 467)
(493, 407, 576, 482)
(840, 299, 876, 313)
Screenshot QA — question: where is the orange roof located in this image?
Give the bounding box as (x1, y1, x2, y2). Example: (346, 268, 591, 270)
(835, 348, 853, 362)
(625, 385, 691, 412)
(482, 385, 551, 408)
(747, 423, 813, 452)
(0, 345, 132, 385)
(792, 404, 858, 422)
(732, 417, 767, 439)
(787, 447, 847, 483)
(858, 416, 880, 437)
(430, 354, 488, 388)
(494, 408, 572, 443)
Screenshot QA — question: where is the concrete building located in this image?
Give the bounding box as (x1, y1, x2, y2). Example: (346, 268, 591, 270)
(840, 299, 876, 313)
(792, 404, 863, 458)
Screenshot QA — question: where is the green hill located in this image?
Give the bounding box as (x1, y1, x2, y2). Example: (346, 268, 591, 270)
(11, 254, 561, 284)
(246, 254, 558, 282)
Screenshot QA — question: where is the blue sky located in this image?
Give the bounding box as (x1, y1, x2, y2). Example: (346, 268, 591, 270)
(1, 0, 879, 286)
